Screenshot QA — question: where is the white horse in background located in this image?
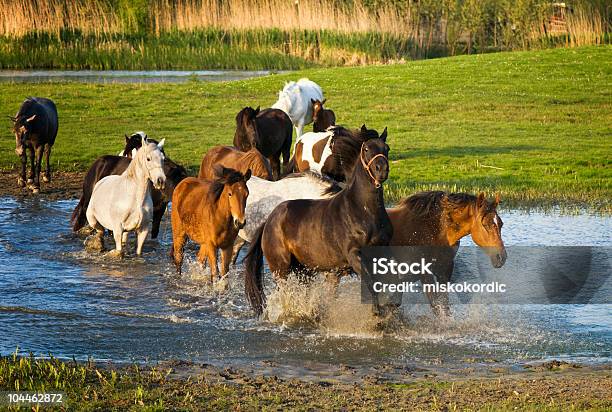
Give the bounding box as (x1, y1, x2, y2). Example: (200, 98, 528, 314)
(231, 172, 341, 263)
(272, 78, 323, 138)
(86, 137, 166, 257)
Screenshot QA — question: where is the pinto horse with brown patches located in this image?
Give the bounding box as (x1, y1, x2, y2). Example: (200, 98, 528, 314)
(244, 129, 391, 316)
(171, 167, 251, 282)
(233, 106, 292, 180)
(387, 191, 507, 316)
(288, 125, 385, 183)
(198, 146, 272, 181)
(311, 99, 336, 132)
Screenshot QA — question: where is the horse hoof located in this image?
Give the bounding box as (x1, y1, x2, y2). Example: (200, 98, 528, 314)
(84, 235, 104, 252)
(105, 249, 124, 259)
(29, 186, 40, 194)
(214, 276, 230, 293)
(42, 175, 50, 183)
(16, 178, 25, 188)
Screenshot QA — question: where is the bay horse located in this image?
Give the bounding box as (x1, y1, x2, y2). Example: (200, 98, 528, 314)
(85, 138, 166, 257)
(233, 106, 292, 180)
(10, 97, 58, 193)
(311, 99, 336, 132)
(71, 139, 188, 239)
(244, 130, 391, 316)
(231, 172, 342, 264)
(198, 146, 272, 181)
(171, 167, 251, 282)
(289, 125, 385, 183)
(387, 191, 507, 316)
(272, 78, 323, 137)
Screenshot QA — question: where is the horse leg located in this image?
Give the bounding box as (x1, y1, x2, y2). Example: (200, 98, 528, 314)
(269, 155, 281, 180)
(17, 151, 26, 188)
(295, 124, 304, 138)
(220, 246, 233, 277)
(421, 270, 451, 318)
(30, 145, 43, 193)
(205, 245, 219, 283)
(84, 221, 105, 253)
(107, 226, 124, 258)
(27, 146, 35, 184)
(122, 231, 129, 246)
(151, 202, 166, 239)
(347, 248, 383, 315)
(231, 237, 246, 265)
(135, 227, 149, 256)
(42, 144, 52, 183)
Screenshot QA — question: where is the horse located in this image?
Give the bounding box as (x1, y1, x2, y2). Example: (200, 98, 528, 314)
(289, 125, 385, 183)
(312, 99, 336, 132)
(272, 78, 323, 137)
(171, 167, 251, 282)
(233, 106, 292, 180)
(198, 146, 272, 181)
(9, 97, 58, 193)
(231, 172, 342, 264)
(85, 138, 166, 257)
(71, 141, 188, 240)
(244, 129, 391, 316)
(387, 191, 507, 316)
(119, 131, 151, 157)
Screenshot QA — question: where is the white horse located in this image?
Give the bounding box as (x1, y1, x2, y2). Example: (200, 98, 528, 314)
(86, 137, 166, 257)
(272, 78, 323, 138)
(231, 172, 341, 263)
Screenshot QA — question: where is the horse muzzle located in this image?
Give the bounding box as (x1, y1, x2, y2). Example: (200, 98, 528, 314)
(153, 177, 166, 191)
(491, 248, 507, 268)
(234, 218, 246, 230)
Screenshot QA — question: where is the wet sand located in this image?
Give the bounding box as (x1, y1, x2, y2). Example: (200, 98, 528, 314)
(0, 169, 84, 200)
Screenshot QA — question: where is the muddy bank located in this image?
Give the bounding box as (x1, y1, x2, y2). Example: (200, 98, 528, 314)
(0, 169, 84, 200)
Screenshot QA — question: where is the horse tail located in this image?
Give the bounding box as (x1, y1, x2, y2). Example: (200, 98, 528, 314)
(70, 195, 88, 232)
(244, 223, 266, 315)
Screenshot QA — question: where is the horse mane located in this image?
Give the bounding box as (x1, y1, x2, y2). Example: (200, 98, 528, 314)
(208, 168, 246, 203)
(328, 125, 380, 167)
(123, 142, 160, 179)
(242, 149, 273, 179)
(398, 191, 477, 218)
(282, 171, 342, 196)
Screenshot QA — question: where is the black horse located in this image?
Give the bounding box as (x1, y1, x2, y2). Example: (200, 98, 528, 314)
(233, 106, 292, 180)
(10, 97, 59, 193)
(244, 128, 392, 316)
(71, 146, 188, 239)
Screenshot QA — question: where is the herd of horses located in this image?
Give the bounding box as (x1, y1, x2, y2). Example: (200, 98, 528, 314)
(10, 78, 507, 318)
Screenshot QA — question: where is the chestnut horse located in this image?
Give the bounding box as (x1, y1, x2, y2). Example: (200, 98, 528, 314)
(311, 99, 336, 132)
(171, 167, 251, 282)
(387, 191, 507, 316)
(198, 146, 272, 181)
(288, 125, 385, 183)
(244, 130, 391, 316)
(233, 106, 292, 180)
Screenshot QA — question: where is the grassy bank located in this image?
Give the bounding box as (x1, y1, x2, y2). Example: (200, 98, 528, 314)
(0, 0, 608, 70)
(0, 46, 610, 211)
(1, 354, 611, 410)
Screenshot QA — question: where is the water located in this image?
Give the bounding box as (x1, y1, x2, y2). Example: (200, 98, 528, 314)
(0, 198, 610, 372)
(0, 70, 279, 84)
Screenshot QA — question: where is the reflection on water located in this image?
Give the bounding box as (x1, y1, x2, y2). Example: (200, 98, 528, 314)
(0, 197, 610, 370)
(0, 70, 280, 84)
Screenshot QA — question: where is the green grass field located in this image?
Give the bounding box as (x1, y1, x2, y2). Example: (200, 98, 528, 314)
(0, 46, 610, 211)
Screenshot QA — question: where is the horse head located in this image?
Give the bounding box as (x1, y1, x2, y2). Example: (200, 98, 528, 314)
(213, 165, 251, 229)
(122, 131, 165, 158)
(469, 193, 507, 268)
(233, 106, 260, 151)
(136, 136, 166, 191)
(358, 127, 389, 188)
(311, 99, 335, 132)
(9, 114, 37, 156)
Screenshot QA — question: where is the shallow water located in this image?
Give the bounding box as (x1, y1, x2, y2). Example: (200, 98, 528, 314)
(0, 70, 278, 84)
(0, 197, 610, 372)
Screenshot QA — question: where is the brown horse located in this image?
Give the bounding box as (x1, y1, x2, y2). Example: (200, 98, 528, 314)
(311, 99, 336, 132)
(387, 191, 507, 316)
(233, 106, 292, 180)
(244, 130, 391, 316)
(171, 167, 251, 282)
(198, 146, 272, 181)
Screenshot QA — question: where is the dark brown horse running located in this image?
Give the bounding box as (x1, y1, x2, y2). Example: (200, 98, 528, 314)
(387, 191, 507, 316)
(171, 167, 251, 282)
(71, 143, 188, 239)
(198, 146, 272, 180)
(311, 99, 336, 132)
(244, 129, 391, 316)
(233, 106, 292, 180)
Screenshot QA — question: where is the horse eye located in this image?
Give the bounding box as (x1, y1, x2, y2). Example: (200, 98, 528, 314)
(228, 193, 232, 197)
(147, 157, 151, 161)
(364, 147, 369, 152)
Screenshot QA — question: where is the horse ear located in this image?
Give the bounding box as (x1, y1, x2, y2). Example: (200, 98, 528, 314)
(157, 138, 165, 149)
(311, 98, 316, 104)
(254, 106, 260, 116)
(213, 164, 224, 179)
(361, 124, 367, 132)
(244, 169, 252, 181)
(141, 134, 147, 147)
(25, 114, 36, 123)
(380, 127, 388, 142)
(321, 98, 327, 105)
(125, 134, 130, 143)
(131, 148, 137, 158)
(494, 193, 501, 208)
(477, 192, 486, 210)
(7, 115, 16, 123)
